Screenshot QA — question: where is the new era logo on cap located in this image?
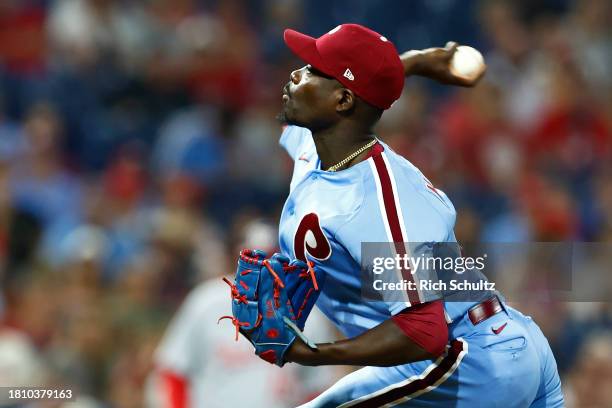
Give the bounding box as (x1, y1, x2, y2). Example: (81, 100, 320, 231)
(343, 68, 354, 81)
(283, 23, 405, 110)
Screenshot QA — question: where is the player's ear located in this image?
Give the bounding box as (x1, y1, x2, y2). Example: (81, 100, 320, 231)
(335, 88, 355, 114)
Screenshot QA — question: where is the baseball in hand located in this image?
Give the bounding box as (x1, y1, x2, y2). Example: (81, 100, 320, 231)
(449, 46, 485, 81)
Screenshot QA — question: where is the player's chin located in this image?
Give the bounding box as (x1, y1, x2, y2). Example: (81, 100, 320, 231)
(276, 110, 292, 125)
(276, 107, 299, 126)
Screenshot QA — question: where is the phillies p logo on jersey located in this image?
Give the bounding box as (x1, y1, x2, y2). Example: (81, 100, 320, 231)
(293, 213, 332, 262)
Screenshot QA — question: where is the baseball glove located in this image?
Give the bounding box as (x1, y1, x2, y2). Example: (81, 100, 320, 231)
(219, 249, 323, 366)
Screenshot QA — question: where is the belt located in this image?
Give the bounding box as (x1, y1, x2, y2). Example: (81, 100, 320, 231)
(468, 296, 503, 325)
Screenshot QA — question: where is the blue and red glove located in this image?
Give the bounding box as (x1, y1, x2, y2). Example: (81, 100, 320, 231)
(219, 249, 323, 366)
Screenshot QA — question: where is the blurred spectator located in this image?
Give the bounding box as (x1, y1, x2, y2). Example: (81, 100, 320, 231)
(0, 0, 47, 74)
(152, 106, 226, 187)
(9, 102, 82, 226)
(564, 332, 612, 407)
(478, 0, 549, 130)
(0, 328, 47, 387)
(564, 0, 612, 95)
(48, 0, 155, 71)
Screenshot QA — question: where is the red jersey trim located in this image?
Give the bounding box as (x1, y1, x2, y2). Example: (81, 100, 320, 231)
(371, 151, 421, 305)
(363, 141, 384, 160)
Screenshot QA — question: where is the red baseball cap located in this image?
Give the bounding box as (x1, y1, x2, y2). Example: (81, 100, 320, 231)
(283, 23, 405, 110)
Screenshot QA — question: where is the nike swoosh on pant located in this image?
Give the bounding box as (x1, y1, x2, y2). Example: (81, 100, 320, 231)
(492, 322, 508, 335)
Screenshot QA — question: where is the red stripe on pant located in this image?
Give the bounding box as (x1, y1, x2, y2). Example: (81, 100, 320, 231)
(372, 153, 420, 305)
(349, 339, 465, 407)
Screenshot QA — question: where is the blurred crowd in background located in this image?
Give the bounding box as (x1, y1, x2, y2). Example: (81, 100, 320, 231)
(0, 0, 610, 406)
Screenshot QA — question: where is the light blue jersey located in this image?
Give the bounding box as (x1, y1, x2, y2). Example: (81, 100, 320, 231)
(278, 125, 564, 407)
(279, 125, 489, 335)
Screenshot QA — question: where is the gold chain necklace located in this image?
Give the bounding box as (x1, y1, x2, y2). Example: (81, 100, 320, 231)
(326, 139, 377, 172)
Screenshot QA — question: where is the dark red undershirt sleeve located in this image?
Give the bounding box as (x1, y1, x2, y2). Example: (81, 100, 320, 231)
(391, 300, 449, 357)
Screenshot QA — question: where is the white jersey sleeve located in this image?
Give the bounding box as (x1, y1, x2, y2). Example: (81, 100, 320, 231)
(155, 284, 210, 376)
